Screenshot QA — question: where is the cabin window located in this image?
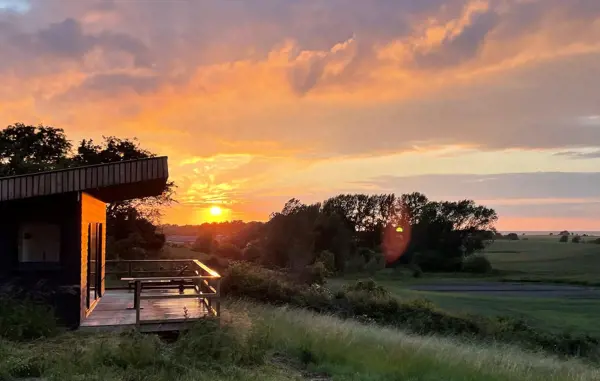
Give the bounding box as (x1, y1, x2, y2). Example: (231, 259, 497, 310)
(18, 223, 61, 263)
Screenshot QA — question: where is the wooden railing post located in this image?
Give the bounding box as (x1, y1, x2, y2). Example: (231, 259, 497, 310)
(135, 280, 141, 328)
(215, 278, 221, 318)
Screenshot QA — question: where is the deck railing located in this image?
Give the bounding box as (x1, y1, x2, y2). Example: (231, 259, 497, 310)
(105, 259, 221, 326)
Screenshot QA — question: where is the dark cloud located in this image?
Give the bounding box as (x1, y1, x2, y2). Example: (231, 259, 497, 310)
(554, 150, 600, 159)
(0, 16, 151, 70)
(356, 172, 600, 201)
(414, 9, 499, 69)
(68, 73, 162, 97)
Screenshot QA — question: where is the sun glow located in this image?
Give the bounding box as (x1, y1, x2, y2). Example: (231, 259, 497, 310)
(210, 205, 222, 216)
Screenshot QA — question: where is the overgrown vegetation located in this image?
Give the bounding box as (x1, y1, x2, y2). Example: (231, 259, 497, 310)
(222, 261, 600, 362)
(1, 302, 597, 381)
(0, 297, 58, 341)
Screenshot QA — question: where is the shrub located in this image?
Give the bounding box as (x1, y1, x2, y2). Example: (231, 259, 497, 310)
(316, 250, 336, 274)
(572, 235, 582, 243)
(462, 255, 493, 274)
(414, 250, 462, 272)
(0, 297, 58, 341)
(505, 233, 519, 240)
(560, 235, 569, 243)
(302, 261, 329, 285)
(242, 242, 263, 263)
(215, 242, 243, 260)
(410, 263, 423, 278)
(364, 251, 386, 275)
(593, 238, 600, 244)
(343, 279, 390, 298)
(345, 254, 366, 274)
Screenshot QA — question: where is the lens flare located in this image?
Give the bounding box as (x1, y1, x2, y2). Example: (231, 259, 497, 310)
(382, 224, 411, 264)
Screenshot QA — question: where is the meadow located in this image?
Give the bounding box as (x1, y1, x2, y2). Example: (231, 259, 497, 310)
(1, 302, 598, 381)
(486, 235, 600, 284)
(327, 234, 600, 336)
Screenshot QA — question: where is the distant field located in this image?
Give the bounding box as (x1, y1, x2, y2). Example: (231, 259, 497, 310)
(484, 235, 600, 283)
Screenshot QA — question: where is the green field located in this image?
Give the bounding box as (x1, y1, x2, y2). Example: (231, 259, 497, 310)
(329, 235, 600, 336)
(485, 235, 600, 284)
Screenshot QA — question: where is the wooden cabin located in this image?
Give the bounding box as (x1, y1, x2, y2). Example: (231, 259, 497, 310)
(0, 157, 168, 327)
(0, 156, 221, 332)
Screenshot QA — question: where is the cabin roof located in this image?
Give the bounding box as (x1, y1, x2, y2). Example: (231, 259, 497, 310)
(0, 156, 169, 203)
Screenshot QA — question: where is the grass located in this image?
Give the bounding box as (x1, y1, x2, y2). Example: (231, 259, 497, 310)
(484, 235, 600, 284)
(249, 302, 600, 381)
(328, 276, 600, 335)
(1, 301, 598, 381)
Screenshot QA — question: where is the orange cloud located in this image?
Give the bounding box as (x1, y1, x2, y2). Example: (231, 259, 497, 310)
(2, 0, 600, 226)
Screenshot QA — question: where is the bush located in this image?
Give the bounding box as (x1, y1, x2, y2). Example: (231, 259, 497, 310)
(572, 235, 582, 243)
(413, 250, 462, 272)
(593, 238, 600, 244)
(242, 242, 263, 263)
(316, 250, 336, 274)
(559, 235, 569, 243)
(505, 233, 519, 240)
(301, 261, 329, 285)
(345, 254, 366, 274)
(343, 279, 390, 298)
(0, 297, 58, 341)
(215, 242, 243, 260)
(364, 251, 386, 275)
(462, 255, 493, 274)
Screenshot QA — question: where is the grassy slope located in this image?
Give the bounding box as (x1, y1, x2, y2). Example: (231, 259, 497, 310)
(2, 302, 598, 381)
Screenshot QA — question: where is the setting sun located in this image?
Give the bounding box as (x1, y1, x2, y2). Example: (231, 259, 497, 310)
(210, 205, 222, 216)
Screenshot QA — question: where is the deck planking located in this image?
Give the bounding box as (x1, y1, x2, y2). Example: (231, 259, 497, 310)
(80, 289, 210, 332)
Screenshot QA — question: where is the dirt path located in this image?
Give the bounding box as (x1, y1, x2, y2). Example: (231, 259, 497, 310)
(409, 282, 600, 299)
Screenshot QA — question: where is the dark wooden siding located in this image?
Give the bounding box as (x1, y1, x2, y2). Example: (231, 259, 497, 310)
(0, 157, 168, 203)
(0, 193, 81, 327)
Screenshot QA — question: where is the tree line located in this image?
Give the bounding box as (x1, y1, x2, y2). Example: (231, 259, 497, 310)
(1, 123, 499, 276)
(190, 193, 498, 278)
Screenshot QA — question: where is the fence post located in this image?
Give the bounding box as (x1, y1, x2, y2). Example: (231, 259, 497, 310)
(135, 280, 141, 328)
(215, 278, 221, 318)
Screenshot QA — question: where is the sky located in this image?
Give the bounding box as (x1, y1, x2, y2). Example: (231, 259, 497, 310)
(1, 0, 600, 230)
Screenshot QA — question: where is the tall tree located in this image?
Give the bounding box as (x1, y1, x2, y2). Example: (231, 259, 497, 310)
(0, 123, 71, 176)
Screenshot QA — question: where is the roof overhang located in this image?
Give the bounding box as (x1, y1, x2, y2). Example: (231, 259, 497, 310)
(0, 156, 169, 204)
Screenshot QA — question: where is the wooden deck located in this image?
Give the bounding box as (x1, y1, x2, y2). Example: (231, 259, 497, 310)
(80, 289, 211, 332)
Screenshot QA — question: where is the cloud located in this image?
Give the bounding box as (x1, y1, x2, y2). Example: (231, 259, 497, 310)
(554, 150, 600, 159)
(2, 0, 600, 227)
(357, 172, 600, 200)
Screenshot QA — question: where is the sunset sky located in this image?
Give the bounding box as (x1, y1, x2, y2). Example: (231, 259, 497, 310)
(2, 0, 600, 230)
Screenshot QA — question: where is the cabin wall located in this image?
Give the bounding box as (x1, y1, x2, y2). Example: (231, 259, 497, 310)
(0, 193, 81, 327)
(79, 192, 107, 322)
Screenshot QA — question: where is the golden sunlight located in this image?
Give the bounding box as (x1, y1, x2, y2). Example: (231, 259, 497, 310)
(210, 205, 223, 216)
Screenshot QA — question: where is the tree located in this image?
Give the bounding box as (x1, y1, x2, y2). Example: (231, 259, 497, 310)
(72, 136, 175, 222)
(0, 123, 72, 176)
(0, 124, 174, 259)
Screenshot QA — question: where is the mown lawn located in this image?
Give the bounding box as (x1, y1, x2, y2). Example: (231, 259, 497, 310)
(1, 302, 598, 381)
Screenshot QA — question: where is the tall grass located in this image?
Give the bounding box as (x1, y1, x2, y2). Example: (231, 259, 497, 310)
(230, 301, 600, 381)
(1, 302, 598, 380)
